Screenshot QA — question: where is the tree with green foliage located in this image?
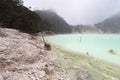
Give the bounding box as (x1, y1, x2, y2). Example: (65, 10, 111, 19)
(0, 0, 42, 33)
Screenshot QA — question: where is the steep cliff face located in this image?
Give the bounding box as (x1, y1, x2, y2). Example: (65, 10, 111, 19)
(0, 27, 69, 80)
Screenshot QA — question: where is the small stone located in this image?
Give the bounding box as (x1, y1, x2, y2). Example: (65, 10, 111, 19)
(77, 69, 92, 80)
(108, 49, 117, 55)
(40, 77, 48, 80)
(0, 75, 4, 80)
(44, 64, 54, 75)
(38, 71, 46, 78)
(0, 45, 7, 52)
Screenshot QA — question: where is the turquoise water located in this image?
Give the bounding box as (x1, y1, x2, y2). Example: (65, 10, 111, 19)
(46, 34, 120, 65)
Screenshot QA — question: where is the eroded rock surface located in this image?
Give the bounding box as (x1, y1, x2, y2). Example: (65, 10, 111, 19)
(0, 27, 69, 80)
(77, 69, 93, 80)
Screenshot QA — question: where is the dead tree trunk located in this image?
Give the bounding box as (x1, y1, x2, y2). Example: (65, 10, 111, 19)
(42, 33, 51, 50)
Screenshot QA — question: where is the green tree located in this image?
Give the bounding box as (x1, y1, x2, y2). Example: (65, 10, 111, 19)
(0, 0, 42, 33)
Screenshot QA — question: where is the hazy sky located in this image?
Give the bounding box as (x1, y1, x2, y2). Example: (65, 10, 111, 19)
(23, 0, 120, 25)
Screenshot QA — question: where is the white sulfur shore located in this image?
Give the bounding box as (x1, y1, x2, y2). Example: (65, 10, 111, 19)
(0, 27, 69, 80)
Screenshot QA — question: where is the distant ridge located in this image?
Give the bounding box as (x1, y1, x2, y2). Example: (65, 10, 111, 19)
(95, 12, 120, 33)
(34, 10, 72, 33)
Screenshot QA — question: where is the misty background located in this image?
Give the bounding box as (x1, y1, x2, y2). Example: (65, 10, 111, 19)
(23, 0, 120, 25)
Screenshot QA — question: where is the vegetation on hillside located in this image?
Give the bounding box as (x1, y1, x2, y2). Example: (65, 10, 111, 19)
(0, 0, 43, 33)
(0, 0, 72, 34)
(35, 10, 72, 33)
(72, 25, 101, 33)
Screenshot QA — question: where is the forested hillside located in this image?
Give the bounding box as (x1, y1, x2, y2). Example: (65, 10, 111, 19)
(35, 10, 72, 33)
(0, 0, 43, 33)
(0, 0, 72, 34)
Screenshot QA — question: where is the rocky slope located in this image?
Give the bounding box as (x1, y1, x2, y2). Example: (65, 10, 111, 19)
(95, 12, 120, 33)
(0, 27, 69, 80)
(35, 10, 72, 33)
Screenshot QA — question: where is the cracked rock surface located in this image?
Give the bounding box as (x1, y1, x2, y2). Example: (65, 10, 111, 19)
(0, 27, 69, 80)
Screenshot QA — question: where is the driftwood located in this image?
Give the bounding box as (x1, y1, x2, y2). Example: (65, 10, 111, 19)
(42, 33, 51, 50)
(44, 42, 51, 50)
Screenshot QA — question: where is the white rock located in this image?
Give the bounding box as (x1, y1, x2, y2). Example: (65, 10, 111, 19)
(0, 43, 7, 52)
(0, 75, 4, 80)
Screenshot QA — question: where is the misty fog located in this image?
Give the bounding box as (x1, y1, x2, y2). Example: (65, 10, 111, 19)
(23, 0, 120, 25)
